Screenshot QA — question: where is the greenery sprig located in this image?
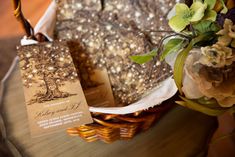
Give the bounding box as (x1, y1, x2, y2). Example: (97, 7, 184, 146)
(130, 0, 235, 116)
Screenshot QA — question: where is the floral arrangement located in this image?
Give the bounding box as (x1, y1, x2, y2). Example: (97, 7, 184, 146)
(131, 0, 235, 116)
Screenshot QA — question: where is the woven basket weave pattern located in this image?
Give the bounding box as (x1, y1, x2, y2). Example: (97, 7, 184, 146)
(67, 103, 173, 143)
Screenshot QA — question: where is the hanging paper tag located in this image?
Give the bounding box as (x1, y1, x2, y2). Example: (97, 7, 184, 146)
(67, 41, 116, 107)
(17, 41, 93, 137)
(83, 68, 116, 107)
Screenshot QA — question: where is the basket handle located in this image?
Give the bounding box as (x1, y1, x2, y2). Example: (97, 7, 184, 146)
(12, 0, 48, 42)
(12, 0, 35, 38)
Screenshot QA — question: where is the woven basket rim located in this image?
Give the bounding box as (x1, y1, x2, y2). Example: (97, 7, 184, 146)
(88, 77, 177, 114)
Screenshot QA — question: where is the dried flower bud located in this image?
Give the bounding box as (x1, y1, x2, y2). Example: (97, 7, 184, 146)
(199, 43, 235, 68)
(217, 19, 235, 47)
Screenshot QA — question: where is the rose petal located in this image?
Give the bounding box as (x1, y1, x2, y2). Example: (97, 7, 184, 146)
(182, 71, 204, 99)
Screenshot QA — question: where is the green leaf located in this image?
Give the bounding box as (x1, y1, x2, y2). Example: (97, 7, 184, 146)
(160, 38, 185, 61)
(193, 20, 220, 34)
(169, 15, 190, 32)
(173, 41, 193, 94)
(175, 3, 190, 16)
(203, 10, 217, 21)
(204, 0, 216, 9)
(197, 97, 219, 106)
(130, 49, 157, 64)
(190, 1, 207, 22)
(220, 0, 228, 14)
(169, 3, 191, 32)
(177, 96, 227, 116)
(196, 97, 229, 110)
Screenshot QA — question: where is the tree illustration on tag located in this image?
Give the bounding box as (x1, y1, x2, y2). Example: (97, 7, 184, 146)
(17, 41, 93, 137)
(19, 43, 79, 105)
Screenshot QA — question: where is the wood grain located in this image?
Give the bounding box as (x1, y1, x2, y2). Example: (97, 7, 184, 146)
(1, 61, 217, 157)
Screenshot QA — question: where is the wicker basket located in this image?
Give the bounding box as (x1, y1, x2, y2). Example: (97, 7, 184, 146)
(13, 0, 177, 143)
(67, 102, 173, 143)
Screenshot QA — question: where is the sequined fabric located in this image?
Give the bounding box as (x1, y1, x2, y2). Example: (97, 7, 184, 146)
(55, 0, 178, 106)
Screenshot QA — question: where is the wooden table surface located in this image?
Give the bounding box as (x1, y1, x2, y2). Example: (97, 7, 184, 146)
(0, 60, 217, 157)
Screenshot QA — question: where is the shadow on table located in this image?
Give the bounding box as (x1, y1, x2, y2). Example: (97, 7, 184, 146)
(0, 36, 19, 80)
(0, 36, 20, 157)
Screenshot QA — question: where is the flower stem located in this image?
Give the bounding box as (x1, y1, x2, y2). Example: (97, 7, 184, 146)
(173, 32, 213, 94)
(148, 33, 189, 79)
(190, 23, 196, 37)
